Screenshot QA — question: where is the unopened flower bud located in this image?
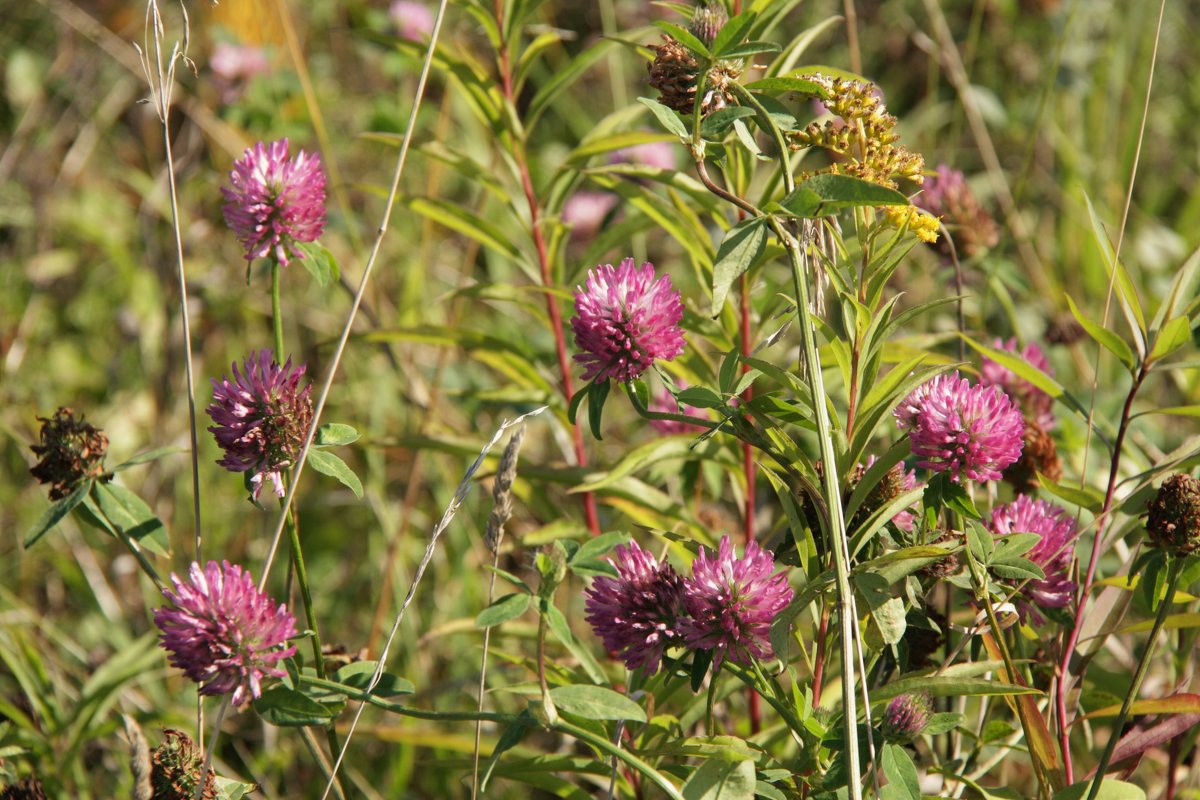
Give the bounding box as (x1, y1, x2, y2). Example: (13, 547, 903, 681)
(882, 692, 933, 742)
(688, 2, 728, 47)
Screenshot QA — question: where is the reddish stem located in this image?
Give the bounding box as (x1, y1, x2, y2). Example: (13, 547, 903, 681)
(811, 603, 831, 708)
(1055, 364, 1147, 782)
(494, 1, 600, 535)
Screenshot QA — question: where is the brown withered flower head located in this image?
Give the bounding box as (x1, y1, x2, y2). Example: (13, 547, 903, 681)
(918, 165, 1000, 260)
(648, 3, 739, 117)
(29, 407, 109, 500)
(919, 531, 962, 581)
(1003, 420, 1062, 495)
(151, 729, 218, 800)
(1146, 474, 1200, 556)
(0, 779, 48, 800)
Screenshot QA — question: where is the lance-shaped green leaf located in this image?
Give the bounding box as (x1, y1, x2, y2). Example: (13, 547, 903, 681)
(25, 480, 91, 548)
(780, 174, 908, 218)
(306, 449, 363, 498)
(549, 685, 646, 722)
(711, 217, 768, 314)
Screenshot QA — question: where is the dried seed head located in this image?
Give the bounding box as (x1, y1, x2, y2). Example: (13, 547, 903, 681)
(485, 425, 526, 553)
(647, 36, 741, 117)
(29, 407, 109, 500)
(918, 165, 1000, 259)
(1146, 474, 1200, 556)
(919, 531, 962, 581)
(151, 729, 218, 800)
(688, 2, 728, 47)
(1003, 420, 1062, 495)
(0, 779, 48, 800)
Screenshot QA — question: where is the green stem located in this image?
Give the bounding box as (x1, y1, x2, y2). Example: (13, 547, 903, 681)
(284, 503, 345, 794)
(705, 669, 719, 735)
(774, 217, 861, 800)
(271, 259, 285, 361)
(1085, 558, 1182, 800)
(555, 718, 685, 800)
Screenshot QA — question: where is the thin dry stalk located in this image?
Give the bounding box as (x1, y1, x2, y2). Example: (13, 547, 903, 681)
(256, 0, 450, 591)
(472, 425, 527, 799)
(321, 407, 546, 799)
(123, 714, 152, 800)
(135, 0, 205, 750)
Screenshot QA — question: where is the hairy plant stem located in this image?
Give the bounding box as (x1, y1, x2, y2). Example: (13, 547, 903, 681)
(692, 78, 861, 797)
(271, 260, 285, 360)
(1085, 558, 1182, 800)
(1056, 363, 1147, 780)
(492, 0, 599, 536)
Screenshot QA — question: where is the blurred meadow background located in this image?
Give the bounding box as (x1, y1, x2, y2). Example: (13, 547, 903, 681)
(2, 0, 1200, 796)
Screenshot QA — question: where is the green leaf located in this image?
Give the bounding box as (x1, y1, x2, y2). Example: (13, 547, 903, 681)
(294, 241, 339, 287)
(93, 482, 169, 557)
(881, 744, 920, 800)
(701, 106, 757, 138)
(1150, 315, 1192, 363)
(527, 38, 617, 126)
(480, 709, 538, 792)
(872, 675, 1041, 704)
(567, 383, 588, 425)
(314, 423, 360, 447)
(1065, 294, 1136, 372)
(25, 480, 90, 548)
(570, 531, 629, 566)
(1083, 692, 1200, 718)
(406, 196, 521, 260)
(253, 685, 337, 727)
(677, 386, 725, 409)
(923, 712, 965, 735)
(681, 758, 756, 800)
(587, 378, 611, 440)
(691, 648, 713, 692)
(475, 592, 532, 628)
(652, 21, 711, 57)
(549, 685, 646, 722)
(1052, 779, 1146, 800)
(710, 10, 756, 57)
(637, 96, 689, 139)
(214, 777, 256, 800)
(711, 217, 768, 314)
(1084, 193, 1147, 344)
(780, 174, 908, 218)
(332, 661, 414, 697)
(306, 449, 363, 498)
(720, 41, 781, 59)
(742, 76, 828, 96)
(1037, 475, 1104, 514)
(111, 446, 183, 471)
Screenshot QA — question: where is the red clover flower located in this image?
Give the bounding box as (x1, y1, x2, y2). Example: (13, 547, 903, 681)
(206, 349, 314, 500)
(572, 258, 685, 383)
(584, 541, 687, 674)
(153, 561, 297, 708)
(221, 138, 326, 266)
(895, 372, 1024, 483)
(988, 495, 1079, 623)
(680, 535, 793, 668)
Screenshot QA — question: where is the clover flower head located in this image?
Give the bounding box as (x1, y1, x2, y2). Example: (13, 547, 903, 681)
(389, 0, 435, 41)
(919, 164, 1000, 259)
(206, 349, 313, 500)
(680, 535, 793, 667)
(988, 495, 1079, 622)
(221, 138, 326, 266)
(981, 338, 1055, 429)
(563, 191, 620, 242)
(895, 372, 1025, 483)
(572, 258, 685, 383)
(882, 692, 933, 742)
(584, 541, 687, 674)
(153, 561, 297, 708)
